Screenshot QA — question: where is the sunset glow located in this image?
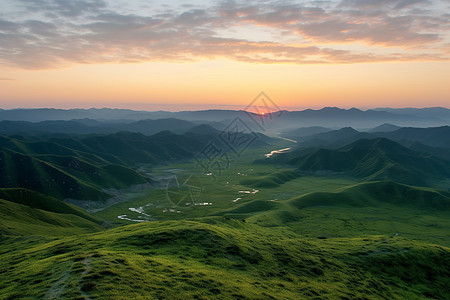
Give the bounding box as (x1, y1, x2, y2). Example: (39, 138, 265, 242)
(1, 0, 449, 110)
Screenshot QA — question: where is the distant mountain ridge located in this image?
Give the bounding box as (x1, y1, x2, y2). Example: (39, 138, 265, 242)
(374, 107, 450, 120)
(0, 118, 214, 136)
(369, 123, 401, 133)
(0, 107, 448, 130)
(378, 126, 450, 148)
(283, 125, 450, 151)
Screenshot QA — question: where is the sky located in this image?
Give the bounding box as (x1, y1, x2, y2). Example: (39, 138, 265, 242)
(0, 0, 449, 111)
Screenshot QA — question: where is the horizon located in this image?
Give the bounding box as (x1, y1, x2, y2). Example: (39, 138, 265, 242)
(1, 105, 450, 113)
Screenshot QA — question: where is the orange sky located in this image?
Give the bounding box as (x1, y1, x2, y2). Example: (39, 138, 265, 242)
(1, 0, 449, 110)
(2, 60, 449, 110)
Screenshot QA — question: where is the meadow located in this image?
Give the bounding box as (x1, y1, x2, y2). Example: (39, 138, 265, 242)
(1, 137, 449, 299)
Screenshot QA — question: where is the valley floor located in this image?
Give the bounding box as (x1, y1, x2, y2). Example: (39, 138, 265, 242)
(1, 139, 449, 299)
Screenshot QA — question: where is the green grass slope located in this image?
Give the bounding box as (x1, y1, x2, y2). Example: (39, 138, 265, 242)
(0, 219, 448, 299)
(240, 170, 300, 188)
(0, 198, 103, 236)
(51, 131, 203, 165)
(0, 188, 103, 236)
(284, 138, 450, 186)
(248, 181, 450, 246)
(0, 188, 102, 224)
(380, 125, 450, 148)
(0, 147, 148, 200)
(290, 181, 450, 210)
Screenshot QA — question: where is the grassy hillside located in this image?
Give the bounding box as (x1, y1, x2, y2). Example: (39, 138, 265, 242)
(0, 147, 147, 200)
(0, 188, 103, 236)
(0, 188, 102, 224)
(0, 132, 449, 299)
(291, 127, 374, 147)
(0, 219, 448, 299)
(290, 181, 450, 210)
(380, 125, 450, 148)
(240, 170, 300, 188)
(280, 138, 450, 186)
(247, 181, 450, 247)
(0, 198, 103, 236)
(0, 131, 216, 201)
(281, 126, 330, 139)
(0, 118, 203, 136)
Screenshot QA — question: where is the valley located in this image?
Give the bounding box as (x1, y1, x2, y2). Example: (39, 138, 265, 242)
(0, 110, 449, 299)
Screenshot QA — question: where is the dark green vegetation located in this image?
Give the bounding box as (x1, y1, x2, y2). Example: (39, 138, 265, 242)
(379, 126, 450, 148)
(0, 188, 101, 223)
(291, 181, 450, 210)
(275, 137, 450, 187)
(281, 125, 450, 149)
(0, 188, 103, 236)
(0, 132, 209, 200)
(0, 118, 211, 136)
(240, 170, 300, 188)
(0, 118, 449, 299)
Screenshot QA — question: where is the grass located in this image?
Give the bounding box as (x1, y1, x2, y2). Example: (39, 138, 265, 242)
(1, 137, 449, 299)
(0, 219, 448, 299)
(0, 188, 103, 224)
(239, 169, 300, 188)
(94, 140, 356, 224)
(279, 137, 450, 187)
(0, 198, 103, 236)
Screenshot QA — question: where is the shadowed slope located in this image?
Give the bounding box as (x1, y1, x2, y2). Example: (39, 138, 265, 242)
(290, 181, 450, 210)
(282, 138, 450, 186)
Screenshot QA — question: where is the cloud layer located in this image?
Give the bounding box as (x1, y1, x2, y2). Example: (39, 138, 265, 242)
(0, 0, 449, 69)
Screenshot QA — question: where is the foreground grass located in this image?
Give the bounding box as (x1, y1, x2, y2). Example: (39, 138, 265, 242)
(1, 218, 449, 299)
(1, 139, 449, 299)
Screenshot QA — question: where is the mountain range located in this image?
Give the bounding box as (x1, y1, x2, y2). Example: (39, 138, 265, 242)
(0, 118, 224, 136)
(0, 126, 274, 201)
(282, 125, 450, 160)
(1, 107, 449, 131)
(272, 137, 450, 187)
(1, 107, 449, 299)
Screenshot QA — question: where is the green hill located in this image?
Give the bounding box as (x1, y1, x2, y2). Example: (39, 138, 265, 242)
(290, 181, 450, 210)
(0, 198, 103, 236)
(283, 138, 450, 186)
(1, 125, 449, 299)
(380, 125, 450, 148)
(240, 170, 300, 188)
(0, 188, 102, 224)
(0, 219, 448, 299)
(0, 147, 147, 200)
(281, 126, 330, 139)
(246, 180, 450, 247)
(0, 188, 103, 236)
(0, 131, 213, 200)
(293, 127, 375, 147)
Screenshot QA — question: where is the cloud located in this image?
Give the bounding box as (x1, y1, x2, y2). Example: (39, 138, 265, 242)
(0, 77, 15, 81)
(234, 1, 446, 47)
(0, 0, 448, 69)
(338, 0, 429, 10)
(15, 0, 107, 17)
